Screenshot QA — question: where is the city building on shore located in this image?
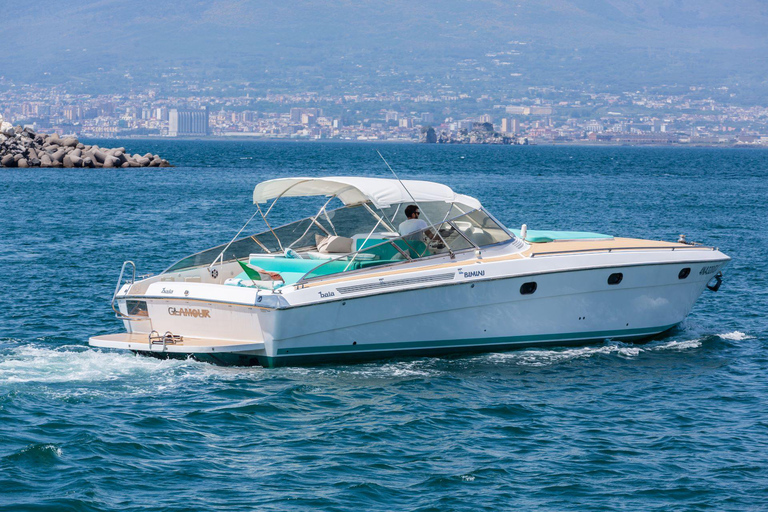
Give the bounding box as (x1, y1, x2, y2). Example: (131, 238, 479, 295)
(2, 83, 767, 145)
(501, 118, 519, 135)
(169, 108, 209, 137)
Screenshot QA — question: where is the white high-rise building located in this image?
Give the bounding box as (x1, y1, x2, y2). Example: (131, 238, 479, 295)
(501, 118, 519, 134)
(169, 108, 209, 137)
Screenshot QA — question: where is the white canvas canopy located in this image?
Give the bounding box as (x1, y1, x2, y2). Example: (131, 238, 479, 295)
(252, 177, 482, 210)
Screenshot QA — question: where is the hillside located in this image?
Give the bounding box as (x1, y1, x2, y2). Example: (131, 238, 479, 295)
(2, 1, 767, 95)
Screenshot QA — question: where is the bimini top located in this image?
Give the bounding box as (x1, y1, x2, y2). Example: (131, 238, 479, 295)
(252, 176, 482, 209)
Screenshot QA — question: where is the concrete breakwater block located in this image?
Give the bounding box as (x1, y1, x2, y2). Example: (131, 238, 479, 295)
(0, 122, 173, 168)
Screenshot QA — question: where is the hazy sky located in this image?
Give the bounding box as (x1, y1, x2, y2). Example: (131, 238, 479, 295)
(3, 1, 767, 95)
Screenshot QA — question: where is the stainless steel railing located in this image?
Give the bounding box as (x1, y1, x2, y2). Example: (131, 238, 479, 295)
(529, 245, 718, 258)
(111, 260, 150, 321)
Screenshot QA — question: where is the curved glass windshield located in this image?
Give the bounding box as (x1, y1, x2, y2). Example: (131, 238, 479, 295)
(164, 202, 396, 273)
(298, 208, 512, 283)
(163, 200, 511, 276)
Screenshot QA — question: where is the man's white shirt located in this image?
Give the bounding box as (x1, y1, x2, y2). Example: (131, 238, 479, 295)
(398, 218, 429, 236)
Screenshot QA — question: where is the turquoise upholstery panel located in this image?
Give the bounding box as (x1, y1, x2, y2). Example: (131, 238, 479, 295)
(244, 255, 404, 284)
(356, 238, 429, 259)
(249, 256, 360, 279)
(510, 229, 613, 243)
(355, 237, 390, 250)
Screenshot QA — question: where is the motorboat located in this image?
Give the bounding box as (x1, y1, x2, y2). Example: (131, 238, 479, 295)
(90, 176, 730, 367)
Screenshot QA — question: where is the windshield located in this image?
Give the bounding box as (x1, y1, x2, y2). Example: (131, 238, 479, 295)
(297, 208, 513, 282)
(164, 202, 386, 273)
(163, 200, 508, 275)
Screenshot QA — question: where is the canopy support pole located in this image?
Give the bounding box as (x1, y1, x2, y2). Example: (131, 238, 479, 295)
(322, 206, 338, 236)
(343, 215, 386, 272)
(289, 195, 337, 249)
(257, 202, 284, 252)
(208, 209, 263, 274)
(360, 202, 396, 234)
(376, 151, 454, 257)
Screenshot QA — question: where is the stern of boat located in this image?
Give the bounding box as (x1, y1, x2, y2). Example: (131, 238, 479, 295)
(89, 261, 280, 365)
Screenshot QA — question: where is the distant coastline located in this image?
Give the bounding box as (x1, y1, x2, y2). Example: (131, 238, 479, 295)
(76, 134, 768, 149)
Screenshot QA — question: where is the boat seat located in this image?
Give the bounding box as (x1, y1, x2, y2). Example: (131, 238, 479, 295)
(304, 251, 337, 260)
(355, 238, 429, 259)
(303, 251, 377, 261)
(242, 255, 393, 284)
(510, 229, 614, 243)
(229, 256, 399, 286)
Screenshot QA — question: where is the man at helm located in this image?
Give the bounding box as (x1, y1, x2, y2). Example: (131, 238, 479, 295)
(398, 205, 436, 240)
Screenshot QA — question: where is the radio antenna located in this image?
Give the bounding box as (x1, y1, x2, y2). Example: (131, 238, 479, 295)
(376, 150, 452, 254)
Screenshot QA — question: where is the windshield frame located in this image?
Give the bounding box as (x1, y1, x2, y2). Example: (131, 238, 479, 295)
(161, 200, 377, 274)
(294, 207, 515, 284)
(161, 198, 514, 276)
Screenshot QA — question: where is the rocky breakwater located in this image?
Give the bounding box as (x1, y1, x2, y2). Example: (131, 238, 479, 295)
(0, 117, 171, 168)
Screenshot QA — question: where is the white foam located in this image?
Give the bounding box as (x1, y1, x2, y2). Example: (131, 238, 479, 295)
(14, 443, 62, 458)
(649, 339, 702, 351)
(718, 331, 753, 341)
(484, 336, 708, 367)
(0, 345, 210, 385)
(372, 361, 437, 377)
(486, 343, 643, 366)
(41, 444, 63, 457)
(300, 359, 440, 379)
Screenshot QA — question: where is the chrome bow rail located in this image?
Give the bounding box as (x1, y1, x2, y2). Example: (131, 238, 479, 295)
(529, 245, 718, 258)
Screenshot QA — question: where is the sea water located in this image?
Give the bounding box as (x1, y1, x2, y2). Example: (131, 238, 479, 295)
(1, 142, 767, 511)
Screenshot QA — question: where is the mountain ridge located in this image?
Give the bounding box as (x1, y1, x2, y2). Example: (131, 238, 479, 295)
(3, 1, 767, 95)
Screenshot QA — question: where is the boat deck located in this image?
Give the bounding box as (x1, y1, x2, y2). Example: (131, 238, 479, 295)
(523, 237, 706, 257)
(89, 333, 265, 354)
(294, 237, 712, 289)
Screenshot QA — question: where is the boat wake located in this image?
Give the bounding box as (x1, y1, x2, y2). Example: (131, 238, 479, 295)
(0, 343, 213, 386)
(717, 331, 753, 341)
(1, 328, 751, 384)
(483, 338, 703, 367)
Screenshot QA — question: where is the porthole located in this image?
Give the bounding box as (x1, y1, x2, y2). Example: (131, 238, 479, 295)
(608, 273, 623, 285)
(678, 268, 691, 279)
(520, 282, 537, 295)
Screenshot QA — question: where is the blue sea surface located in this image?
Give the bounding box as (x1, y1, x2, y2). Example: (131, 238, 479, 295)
(1, 142, 767, 511)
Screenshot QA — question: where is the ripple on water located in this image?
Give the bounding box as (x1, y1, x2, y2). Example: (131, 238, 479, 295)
(1, 143, 767, 511)
(2, 443, 64, 472)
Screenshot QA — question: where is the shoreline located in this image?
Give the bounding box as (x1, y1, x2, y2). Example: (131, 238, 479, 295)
(76, 135, 768, 149)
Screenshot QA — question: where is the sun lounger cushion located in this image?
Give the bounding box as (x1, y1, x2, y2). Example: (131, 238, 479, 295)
(315, 234, 354, 254)
(510, 229, 613, 243)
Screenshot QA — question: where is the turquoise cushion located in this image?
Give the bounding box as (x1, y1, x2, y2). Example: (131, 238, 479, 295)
(249, 256, 365, 284)
(245, 255, 404, 284)
(357, 239, 429, 259)
(510, 229, 613, 243)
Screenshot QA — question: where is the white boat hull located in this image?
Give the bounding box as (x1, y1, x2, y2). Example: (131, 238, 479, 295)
(89, 175, 731, 367)
(92, 255, 727, 367)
